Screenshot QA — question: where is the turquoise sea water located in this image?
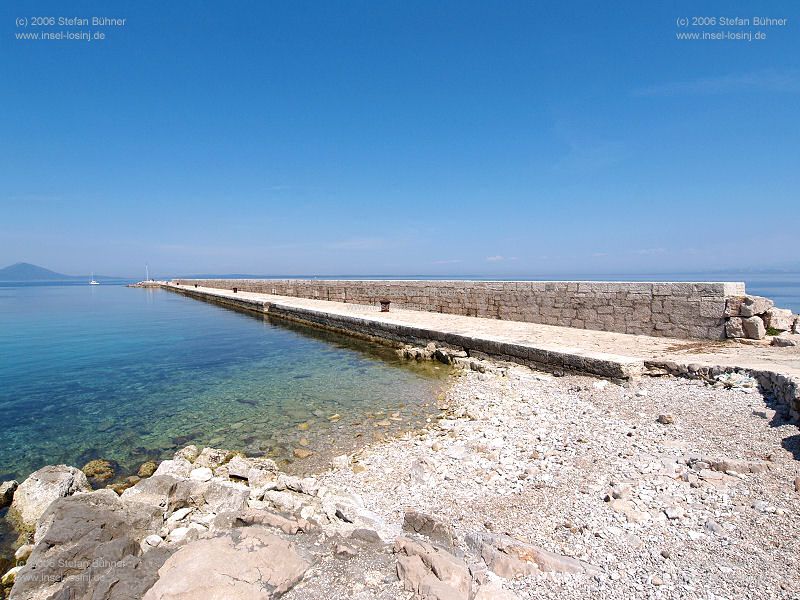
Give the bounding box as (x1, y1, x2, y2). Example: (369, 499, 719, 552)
(2, 272, 797, 484)
(0, 284, 449, 483)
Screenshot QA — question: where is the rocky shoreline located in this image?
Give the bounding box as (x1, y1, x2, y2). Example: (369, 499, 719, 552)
(1, 350, 799, 599)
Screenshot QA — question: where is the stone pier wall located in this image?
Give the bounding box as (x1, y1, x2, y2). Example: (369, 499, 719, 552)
(174, 279, 746, 340)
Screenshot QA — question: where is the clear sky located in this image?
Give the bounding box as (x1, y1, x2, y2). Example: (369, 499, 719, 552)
(1, 1, 798, 278)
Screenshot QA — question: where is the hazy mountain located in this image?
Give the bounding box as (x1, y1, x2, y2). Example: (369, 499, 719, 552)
(0, 262, 120, 281)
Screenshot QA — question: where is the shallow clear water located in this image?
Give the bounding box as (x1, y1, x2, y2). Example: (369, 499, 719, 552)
(0, 285, 449, 482)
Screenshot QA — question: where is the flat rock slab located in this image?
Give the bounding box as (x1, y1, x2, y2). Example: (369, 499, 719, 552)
(143, 527, 310, 600)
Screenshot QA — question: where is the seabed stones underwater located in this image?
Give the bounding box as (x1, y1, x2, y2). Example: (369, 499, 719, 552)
(0, 285, 451, 483)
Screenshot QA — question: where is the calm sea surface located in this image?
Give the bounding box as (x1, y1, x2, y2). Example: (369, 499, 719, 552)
(0, 284, 449, 483)
(1, 272, 797, 483)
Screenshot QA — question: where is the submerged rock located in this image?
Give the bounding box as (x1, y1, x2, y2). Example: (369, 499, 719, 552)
(82, 459, 116, 483)
(2, 566, 21, 587)
(137, 461, 158, 478)
(293, 448, 313, 459)
(107, 476, 140, 496)
(9, 465, 91, 529)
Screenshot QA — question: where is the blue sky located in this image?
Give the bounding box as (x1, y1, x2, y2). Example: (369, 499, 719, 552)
(1, 1, 798, 278)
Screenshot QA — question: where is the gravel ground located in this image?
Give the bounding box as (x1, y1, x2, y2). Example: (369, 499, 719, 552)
(307, 364, 800, 599)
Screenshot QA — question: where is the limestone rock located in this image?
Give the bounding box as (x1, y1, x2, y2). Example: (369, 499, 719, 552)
(173, 445, 200, 463)
(322, 492, 392, 542)
(106, 476, 140, 496)
(193, 447, 234, 470)
(740, 296, 774, 318)
(152, 458, 192, 479)
(11, 489, 166, 600)
(144, 534, 163, 548)
(403, 509, 455, 549)
(293, 448, 313, 459)
(189, 467, 213, 482)
(277, 474, 320, 496)
(331, 455, 350, 470)
(763, 308, 794, 332)
(236, 508, 310, 535)
(121, 475, 180, 511)
(2, 566, 21, 587)
(142, 527, 310, 599)
(466, 532, 599, 578)
(395, 536, 471, 600)
(137, 461, 158, 478)
(82, 459, 115, 483)
(474, 582, 522, 600)
(608, 499, 649, 524)
(772, 336, 798, 347)
(0, 480, 18, 509)
(226, 455, 253, 480)
(724, 296, 746, 317)
(794, 316, 800, 335)
(9, 465, 91, 528)
(710, 458, 770, 474)
(725, 317, 745, 339)
(14, 544, 33, 563)
(239, 457, 279, 488)
(742, 316, 766, 340)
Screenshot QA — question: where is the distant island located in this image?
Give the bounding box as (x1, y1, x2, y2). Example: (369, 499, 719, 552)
(0, 262, 119, 282)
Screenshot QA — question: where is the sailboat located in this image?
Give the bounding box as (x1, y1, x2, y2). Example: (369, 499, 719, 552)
(89, 272, 100, 285)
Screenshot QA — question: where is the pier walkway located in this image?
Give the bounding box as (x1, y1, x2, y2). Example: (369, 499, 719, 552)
(162, 283, 800, 385)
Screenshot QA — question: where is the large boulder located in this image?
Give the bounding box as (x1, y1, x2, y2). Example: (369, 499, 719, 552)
(763, 308, 794, 332)
(742, 316, 766, 340)
(142, 527, 310, 599)
(120, 474, 249, 515)
(9, 489, 166, 600)
(9, 465, 91, 529)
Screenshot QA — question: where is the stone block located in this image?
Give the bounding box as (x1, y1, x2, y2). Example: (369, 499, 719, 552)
(762, 308, 794, 332)
(742, 316, 766, 340)
(740, 295, 774, 317)
(725, 317, 746, 338)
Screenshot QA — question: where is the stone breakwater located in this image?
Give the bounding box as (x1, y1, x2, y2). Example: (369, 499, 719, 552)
(164, 283, 645, 380)
(161, 283, 800, 420)
(1, 364, 799, 599)
(176, 279, 747, 340)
